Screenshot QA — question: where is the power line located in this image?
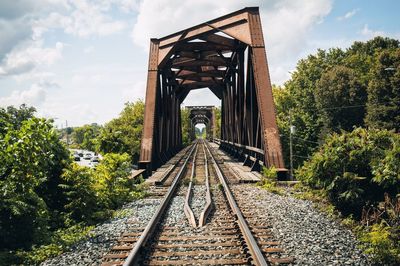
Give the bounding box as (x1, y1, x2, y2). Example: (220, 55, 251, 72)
(280, 133, 320, 145)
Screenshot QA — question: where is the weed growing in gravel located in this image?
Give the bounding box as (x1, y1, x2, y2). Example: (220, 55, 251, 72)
(292, 183, 338, 217)
(257, 167, 284, 195)
(358, 222, 400, 265)
(292, 183, 400, 264)
(15, 224, 94, 265)
(113, 208, 134, 219)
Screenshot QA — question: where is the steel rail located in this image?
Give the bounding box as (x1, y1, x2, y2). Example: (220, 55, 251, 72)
(154, 145, 193, 186)
(184, 144, 198, 227)
(198, 141, 212, 227)
(123, 142, 198, 266)
(204, 140, 269, 266)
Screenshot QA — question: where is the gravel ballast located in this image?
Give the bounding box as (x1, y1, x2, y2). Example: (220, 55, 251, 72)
(232, 184, 370, 265)
(41, 198, 161, 266)
(190, 185, 207, 220)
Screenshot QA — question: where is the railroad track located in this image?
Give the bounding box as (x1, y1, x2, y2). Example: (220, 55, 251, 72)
(102, 140, 293, 266)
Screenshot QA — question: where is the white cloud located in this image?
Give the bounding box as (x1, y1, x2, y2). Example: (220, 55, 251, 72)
(131, 0, 333, 85)
(0, 41, 64, 77)
(84, 46, 95, 54)
(0, 84, 47, 107)
(361, 24, 385, 38)
(37, 0, 127, 38)
(337, 9, 358, 21)
(0, 0, 129, 78)
(30, 63, 146, 126)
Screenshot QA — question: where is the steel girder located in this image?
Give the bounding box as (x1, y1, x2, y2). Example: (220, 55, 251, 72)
(139, 7, 286, 175)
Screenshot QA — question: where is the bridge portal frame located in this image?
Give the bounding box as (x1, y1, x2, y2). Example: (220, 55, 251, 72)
(139, 7, 286, 176)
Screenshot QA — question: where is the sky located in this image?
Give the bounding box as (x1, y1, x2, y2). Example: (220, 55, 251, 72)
(0, 0, 399, 127)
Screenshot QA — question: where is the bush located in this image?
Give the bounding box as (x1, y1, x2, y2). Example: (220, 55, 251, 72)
(297, 128, 400, 217)
(60, 164, 99, 224)
(257, 167, 284, 195)
(93, 153, 134, 209)
(17, 223, 93, 265)
(359, 222, 400, 265)
(0, 116, 70, 249)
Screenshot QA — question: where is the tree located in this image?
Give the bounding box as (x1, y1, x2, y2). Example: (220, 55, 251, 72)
(276, 49, 344, 167)
(97, 100, 144, 163)
(214, 107, 221, 139)
(366, 49, 400, 131)
(273, 37, 400, 169)
(316, 66, 367, 133)
(71, 124, 101, 151)
(0, 113, 70, 249)
(181, 108, 191, 145)
(0, 104, 36, 136)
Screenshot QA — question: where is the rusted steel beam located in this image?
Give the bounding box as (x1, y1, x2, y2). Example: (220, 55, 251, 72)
(199, 33, 236, 47)
(177, 71, 225, 79)
(174, 42, 233, 52)
(248, 9, 285, 169)
(172, 59, 228, 67)
(139, 39, 159, 173)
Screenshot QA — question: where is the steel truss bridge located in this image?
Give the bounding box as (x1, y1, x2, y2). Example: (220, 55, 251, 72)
(138, 7, 286, 177)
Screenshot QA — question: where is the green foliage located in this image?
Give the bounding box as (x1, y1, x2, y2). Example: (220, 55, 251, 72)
(297, 128, 400, 216)
(60, 164, 98, 224)
(195, 126, 206, 139)
(316, 66, 367, 132)
(0, 106, 70, 249)
(366, 49, 400, 131)
(17, 223, 94, 265)
(181, 108, 191, 145)
(97, 100, 144, 163)
(0, 104, 36, 133)
(0, 104, 147, 264)
(93, 153, 134, 209)
(359, 222, 400, 265)
(71, 124, 101, 151)
(258, 167, 284, 195)
(214, 107, 221, 139)
(273, 37, 400, 169)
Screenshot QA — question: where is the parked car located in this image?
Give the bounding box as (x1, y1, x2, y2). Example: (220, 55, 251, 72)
(78, 152, 84, 157)
(91, 156, 100, 163)
(83, 153, 92, 160)
(74, 155, 81, 161)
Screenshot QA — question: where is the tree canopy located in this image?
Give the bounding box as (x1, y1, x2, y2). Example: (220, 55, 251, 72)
(274, 37, 400, 168)
(97, 100, 144, 163)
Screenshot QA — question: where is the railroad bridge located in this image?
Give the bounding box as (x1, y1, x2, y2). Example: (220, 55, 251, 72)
(187, 105, 216, 141)
(138, 7, 286, 177)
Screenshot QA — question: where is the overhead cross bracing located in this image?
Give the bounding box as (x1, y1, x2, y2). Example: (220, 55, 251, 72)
(139, 7, 287, 176)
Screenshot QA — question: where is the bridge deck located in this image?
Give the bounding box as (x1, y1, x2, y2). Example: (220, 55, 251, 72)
(208, 142, 262, 183)
(145, 142, 261, 184)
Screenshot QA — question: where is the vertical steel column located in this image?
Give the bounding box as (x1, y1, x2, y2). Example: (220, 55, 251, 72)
(212, 107, 217, 140)
(139, 39, 160, 173)
(248, 10, 285, 169)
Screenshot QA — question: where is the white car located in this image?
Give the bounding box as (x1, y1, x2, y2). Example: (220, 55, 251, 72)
(83, 153, 92, 160)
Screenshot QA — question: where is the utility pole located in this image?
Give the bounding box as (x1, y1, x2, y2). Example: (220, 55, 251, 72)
(289, 110, 295, 180)
(66, 120, 69, 147)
